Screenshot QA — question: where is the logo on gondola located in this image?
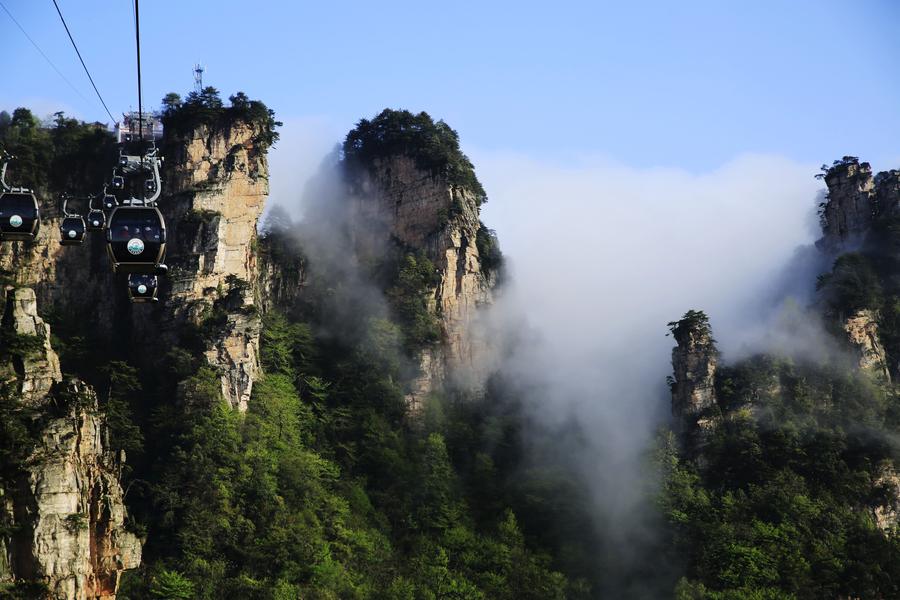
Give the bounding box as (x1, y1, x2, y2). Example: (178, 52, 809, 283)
(68, 230, 77, 239)
(127, 238, 144, 255)
(9, 215, 22, 228)
(137, 284, 148, 294)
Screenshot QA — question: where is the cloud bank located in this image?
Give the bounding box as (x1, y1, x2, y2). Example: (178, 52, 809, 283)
(474, 151, 824, 592)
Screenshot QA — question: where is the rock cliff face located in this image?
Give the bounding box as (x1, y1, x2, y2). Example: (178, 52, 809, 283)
(162, 121, 271, 410)
(0, 115, 273, 592)
(816, 158, 900, 380)
(843, 309, 891, 381)
(349, 155, 497, 408)
(874, 169, 900, 218)
(257, 233, 306, 316)
(818, 158, 900, 252)
(2, 118, 272, 412)
(0, 288, 140, 599)
(669, 312, 718, 435)
(818, 158, 875, 251)
(0, 185, 117, 335)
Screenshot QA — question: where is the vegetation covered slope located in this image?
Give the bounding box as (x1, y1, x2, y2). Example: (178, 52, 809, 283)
(107, 219, 587, 599)
(0, 102, 595, 598)
(660, 158, 900, 599)
(661, 350, 900, 599)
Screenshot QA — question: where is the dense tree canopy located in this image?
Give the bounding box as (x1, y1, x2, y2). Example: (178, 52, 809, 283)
(161, 88, 281, 147)
(342, 109, 487, 204)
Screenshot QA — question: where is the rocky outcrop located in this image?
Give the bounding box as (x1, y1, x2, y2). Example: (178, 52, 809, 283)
(874, 170, 900, 218)
(165, 121, 268, 297)
(872, 465, 900, 532)
(669, 311, 718, 434)
(843, 310, 891, 381)
(257, 234, 306, 315)
(1, 288, 61, 401)
(0, 288, 140, 599)
(350, 156, 497, 409)
(20, 380, 142, 600)
(405, 348, 446, 415)
(818, 157, 875, 251)
(1, 121, 273, 411)
(163, 121, 271, 410)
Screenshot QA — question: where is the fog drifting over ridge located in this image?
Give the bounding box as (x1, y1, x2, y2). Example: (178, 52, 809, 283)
(477, 152, 824, 373)
(473, 152, 824, 589)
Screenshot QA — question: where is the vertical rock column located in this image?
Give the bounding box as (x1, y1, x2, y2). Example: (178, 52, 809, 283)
(818, 157, 875, 251)
(162, 120, 271, 410)
(669, 311, 718, 436)
(0, 288, 140, 599)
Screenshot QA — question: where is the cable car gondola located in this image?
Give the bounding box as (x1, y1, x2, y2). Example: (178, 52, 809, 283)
(86, 195, 106, 231)
(58, 194, 86, 246)
(127, 273, 159, 302)
(87, 209, 106, 231)
(0, 155, 40, 242)
(0, 190, 41, 242)
(59, 216, 86, 245)
(106, 205, 166, 274)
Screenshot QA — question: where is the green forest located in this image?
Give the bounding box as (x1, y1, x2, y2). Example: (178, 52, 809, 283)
(662, 159, 900, 599)
(0, 102, 597, 599)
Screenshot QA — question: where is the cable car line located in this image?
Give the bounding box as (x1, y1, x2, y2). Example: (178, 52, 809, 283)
(50, 0, 117, 124)
(133, 0, 145, 195)
(100, 0, 167, 302)
(1, 0, 167, 303)
(0, 1, 90, 105)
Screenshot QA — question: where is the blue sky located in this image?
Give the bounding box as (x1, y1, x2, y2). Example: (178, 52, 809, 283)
(2, 0, 899, 171)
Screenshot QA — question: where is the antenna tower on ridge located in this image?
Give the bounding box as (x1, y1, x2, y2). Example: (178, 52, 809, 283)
(193, 63, 204, 93)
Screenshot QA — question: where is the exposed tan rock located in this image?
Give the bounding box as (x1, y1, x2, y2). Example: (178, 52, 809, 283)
(349, 156, 497, 409)
(0, 117, 274, 594)
(873, 465, 900, 532)
(23, 380, 141, 600)
(843, 309, 891, 381)
(0, 290, 139, 599)
(164, 121, 270, 410)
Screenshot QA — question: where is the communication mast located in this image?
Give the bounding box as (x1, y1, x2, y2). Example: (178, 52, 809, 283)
(193, 63, 204, 93)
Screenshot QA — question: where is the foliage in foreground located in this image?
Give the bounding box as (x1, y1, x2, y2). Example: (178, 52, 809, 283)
(660, 353, 900, 599)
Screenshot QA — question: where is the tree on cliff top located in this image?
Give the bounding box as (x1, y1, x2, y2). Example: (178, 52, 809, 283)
(161, 88, 281, 146)
(342, 108, 487, 204)
(0, 107, 116, 193)
(667, 310, 715, 346)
